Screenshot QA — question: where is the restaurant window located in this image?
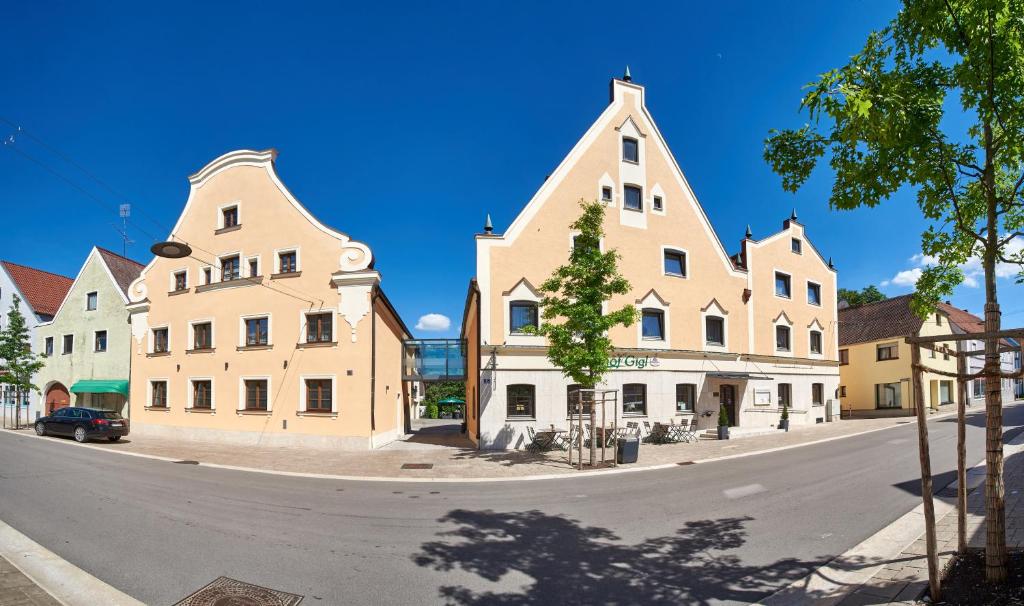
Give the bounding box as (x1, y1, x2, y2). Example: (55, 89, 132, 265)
(676, 383, 696, 413)
(507, 384, 535, 418)
(623, 383, 647, 416)
(306, 313, 333, 343)
(876, 343, 898, 361)
(775, 325, 791, 351)
(641, 309, 665, 340)
(778, 383, 792, 408)
(812, 383, 824, 406)
(509, 301, 538, 335)
(62, 334, 73, 354)
(174, 271, 187, 291)
(663, 250, 686, 277)
(221, 255, 240, 281)
(791, 238, 802, 254)
(810, 330, 822, 354)
(44, 337, 53, 357)
(192, 380, 212, 409)
(94, 330, 107, 352)
(839, 349, 849, 365)
(245, 317, 269, 346)
(622, 137, 639, 163)
(876, 382, 902, 409)
(305, 379, 333, 412)
(86, 291, 98, 311)
(193, 322, 213, 350)
(652, 196, 664, 211)
(566, 384, 593, 417)
(150, 381, 167, 408)
(601, 186, 612, 202)
(706, 316, 725, 346)
(153, 328, 169, 353)
(278, 251, 298, 274)
(245, 379, 268, 410)
(775, 272, 791, 298)
(807, 282, 821, 305)
(624, 185, 643, 211)
(222, 206, 239, 228)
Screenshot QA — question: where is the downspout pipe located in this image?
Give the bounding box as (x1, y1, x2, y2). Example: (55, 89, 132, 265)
(370, 286, 378, 436)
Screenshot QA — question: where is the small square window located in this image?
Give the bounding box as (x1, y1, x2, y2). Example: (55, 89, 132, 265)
(94, 330, 107, 352)
(622, 137, 639, 163)
(839, 385, 847, 398)
(245, 317, 269, 346)
(775, 272, 792, 298)
(807, 282, 822, 305)
(792, 238, 802, 254)
(839, 349, 849, 365)
(193, 322, 213, 350)
(279, 251, 298, 274)
(652, 196, 663, 211)
(192, 380, 212, 409)
(601, 186, 612, 202)
(510, 301, 539, 334)
(810, 330, 822, 354)
(641, 309, 664, 340)
(222, 206, 239, 228)
(676, 384, 696, 413)
(624, 185, 643, 211)
(153, 328, 169, 353)
(706, 316, 725, 346)
(245, 379, 268, 410)
(305, 379, 333, 412)
(44, 337, 53, 357)
(86, 292, 98, 311)
(174, 271, 187, 291)
(775, 325, 791, 351)
(306, 313, 333, 343)
(62, 334, 74, 354)
(664, 250, 686, 277)
(150, 381, 167, 408)
(221, 256, 240, 281)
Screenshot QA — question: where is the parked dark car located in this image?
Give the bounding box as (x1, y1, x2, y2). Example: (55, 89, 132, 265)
(35, 407, 129, 443)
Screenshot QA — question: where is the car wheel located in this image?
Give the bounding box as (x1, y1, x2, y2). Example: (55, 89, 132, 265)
(108, 436, 121, 442)
(73, 426, 87, 443)
(35, 422, 45, 437)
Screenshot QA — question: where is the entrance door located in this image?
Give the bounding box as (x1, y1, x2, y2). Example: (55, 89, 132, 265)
(720, 385, 738, 427)
(45, 383, 70, 415)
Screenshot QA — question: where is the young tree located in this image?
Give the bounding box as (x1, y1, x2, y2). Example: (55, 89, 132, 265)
(837, 285, 887, 307)
(764, 0, 1024, 581)
(0, 295, 44, 430)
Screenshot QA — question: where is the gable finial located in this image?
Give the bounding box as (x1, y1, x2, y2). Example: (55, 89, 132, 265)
(828, 256, 835, 269)
(745, 224, 752, 240)
(484, 213, 493, 234)
(623, 66, 632, 82)
(790, 208, 798, 222)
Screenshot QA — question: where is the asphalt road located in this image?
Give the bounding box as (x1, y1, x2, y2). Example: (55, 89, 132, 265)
(1, 406, 1022, 606)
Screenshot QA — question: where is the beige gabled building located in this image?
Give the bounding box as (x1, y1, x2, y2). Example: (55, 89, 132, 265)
(127, 149, 411, 449)
(462, 74, 840, 449)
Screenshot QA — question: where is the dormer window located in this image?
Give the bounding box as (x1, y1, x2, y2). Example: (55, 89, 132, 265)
(624, 185, 643, 212)
(791, 238, 802, 254)
(222, 206, 239, 228)
(601, 186, 613, 202)
(622, 137, 639, 163)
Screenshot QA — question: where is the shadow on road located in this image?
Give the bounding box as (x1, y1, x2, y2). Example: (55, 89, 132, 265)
(412, 509, 829, 605)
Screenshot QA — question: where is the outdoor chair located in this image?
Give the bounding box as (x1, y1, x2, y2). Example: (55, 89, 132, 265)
(525, 426, 549, 452)
(626, 421, 640, 439)
(679, 419, 699, 443)
(642, 421, 653, 440)
(551, 430, 569, 451)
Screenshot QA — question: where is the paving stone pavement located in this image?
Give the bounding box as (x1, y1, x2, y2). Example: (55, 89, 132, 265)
(0, 556, 59, 606)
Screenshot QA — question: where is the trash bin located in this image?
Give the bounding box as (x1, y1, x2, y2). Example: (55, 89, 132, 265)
(616, 436, 639, 464)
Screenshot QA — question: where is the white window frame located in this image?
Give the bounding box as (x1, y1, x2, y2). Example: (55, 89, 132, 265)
(298, 374, 337, 413)
(791, 238, 803, 254)
(93, 329, 107, 353)
(701, 299, 729, 352)
(636, 291, 670, 348)
(661, 246, 689, 279)
(62, 334, 74, 354)
(147, 379, 170, 409)
(807, 319, 825, 359)
(187, 318, 216, 350)
(623, 183, 644, 212)
(187, 376, 216, 410)
(502, 280, 543, 346)
(774, 269, 793, 300)
(773, 313, 794, 357)
(806, 280, 822, 306)
(598, 172, 616, 207)
(246, 255, 262, 278)
(239, 313, 273, 347)
(169, 268, 189, 292)
(85, 291, 98, 311)
(148, 325, 171, 354)
(201, 266, 214, 285)
(299, 307, 337, 345)
(274, 246, 301, 274)
(650, 183, 667, 216)
(238, 375, 273, 412)
(216, 200, 242, 229)
(218, 250, 243, 282)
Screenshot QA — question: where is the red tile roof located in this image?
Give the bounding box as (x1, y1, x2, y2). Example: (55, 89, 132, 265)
(0, 261, 74, 317)
(95, 247, 145, 299)
(838, 294, 923, 346)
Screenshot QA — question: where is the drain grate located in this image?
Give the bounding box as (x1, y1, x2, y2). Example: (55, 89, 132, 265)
(174, 460, 200, 465)
(676, 461, 695, 466)
(401, 463, 434, 470)
(174, 576, 303, 605)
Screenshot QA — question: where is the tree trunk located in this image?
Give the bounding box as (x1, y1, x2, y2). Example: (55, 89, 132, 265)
(957, 351, 968, 554)
(912, 344, 941, 601)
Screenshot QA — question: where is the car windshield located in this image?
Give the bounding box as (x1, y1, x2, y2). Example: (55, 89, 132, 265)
(98, 411, 122, 419)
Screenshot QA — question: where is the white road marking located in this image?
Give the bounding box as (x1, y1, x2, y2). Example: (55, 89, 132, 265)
(723, 483, 766, 499)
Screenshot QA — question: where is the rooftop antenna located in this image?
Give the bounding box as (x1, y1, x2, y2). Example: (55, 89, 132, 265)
(117, 203, 134, 257)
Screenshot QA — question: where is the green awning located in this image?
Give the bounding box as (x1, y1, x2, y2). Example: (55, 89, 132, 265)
(437, 397, 465, 404)
(69, 380, 129, 397)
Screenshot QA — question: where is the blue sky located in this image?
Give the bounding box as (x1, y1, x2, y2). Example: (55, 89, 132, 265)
(2, 1, 1021, 336)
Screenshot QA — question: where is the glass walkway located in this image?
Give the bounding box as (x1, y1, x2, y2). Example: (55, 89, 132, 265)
(403, 339, 467, 382)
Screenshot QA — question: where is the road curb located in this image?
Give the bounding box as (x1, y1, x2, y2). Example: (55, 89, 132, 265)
(4, 408, 964, 484)
(0, 518, 144, 606)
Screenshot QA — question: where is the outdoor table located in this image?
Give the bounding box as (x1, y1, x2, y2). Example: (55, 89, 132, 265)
(535, 427, 567, 450)
(649, 423, 672, 444)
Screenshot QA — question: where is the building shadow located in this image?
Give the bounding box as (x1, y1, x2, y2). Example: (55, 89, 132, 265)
(412, 509, 835, 605)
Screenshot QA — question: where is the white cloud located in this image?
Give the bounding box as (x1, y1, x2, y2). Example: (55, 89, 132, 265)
(415, 313, 451, 332)
(890, 268, 923, 287)
(884, 235, 1023, 291)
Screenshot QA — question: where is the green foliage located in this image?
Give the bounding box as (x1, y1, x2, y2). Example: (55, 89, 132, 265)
(780, 403, 789, 421)
(838, 285, 888, 306)
(425, 403, 439, 419)
(764, 0, 1024, 317)
(0, 295, 44, 402)
(532, 199, 638, 388)
(423, 381, 464, 417)
(718, 404, 730, 427)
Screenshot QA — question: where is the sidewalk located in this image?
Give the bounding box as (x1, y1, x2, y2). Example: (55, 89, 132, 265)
(0, 556, 59, 606)
(10, 413, 948, 481)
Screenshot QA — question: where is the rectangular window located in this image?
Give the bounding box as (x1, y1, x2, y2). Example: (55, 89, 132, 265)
(279, 251, 298, 274)
(810, 330, 822, 354)
(506, 384, 535, 418)
(153, 328, 169, 353)
(641, 309, 664, 340)
(839, 349, 849, 365)
(676, 383, 696, 413)
(839, 385, 847, 398)
(936, 314, 942, 326)
(807, 282, 821, 305)
(222, 206, 239, 228)
(192, 380, 212, 409)
(778, 383, 792, 407)
(775, 272, 791, 298)
(791, 238, 802, 254)
(193, 322, 213, 350)
(245, 379, 268, 410)
(94, 330, 107, 352)
(86, 291, 98, 311)
(973, 379, 985, 398)
(245, 317, 269, 346)
(221, 256, 240, 281)
(876, 382, 902, 408)
(62, 334, 73, 354)
(305, 379, 333, 412)
(509, 301, 538, 334)
(567, 384, 593, 417)
(812, 383, 824, 406)
(623, 383, 647, 416)
(44, 337, 53, 357)
(249, 258, 259, 277)
(150, 381, 167, 408)
(601, 186, 612, 202)
(663, 250, 686, 277)
(203, 267, 212, 284)
(624, 185, 642, 211)
(306, 313, 333, 343)
(174, 271, 187, 291)
(622, 137, 639, 163)
(652, 196, 663, 211)
(876, 343, 898, 361)
(776, 325, 791, 351)
(1015, 378, 1023, 399)
(705, 316, 725, 346)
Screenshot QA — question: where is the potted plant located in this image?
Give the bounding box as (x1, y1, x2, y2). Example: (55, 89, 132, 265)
(717, 404, 730, 440)
(779, 403, 790, 431)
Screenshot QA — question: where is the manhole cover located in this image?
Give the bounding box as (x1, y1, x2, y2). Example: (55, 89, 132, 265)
(401, 463, 433, 470)
(174, 576, 303, 605)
